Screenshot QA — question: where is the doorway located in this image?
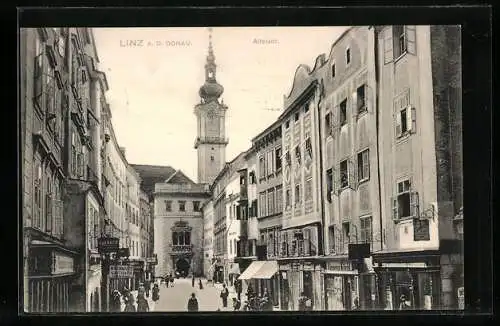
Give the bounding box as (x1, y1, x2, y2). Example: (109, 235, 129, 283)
(303, 271, 313, 308)
(280, 272, 289, 310)
(176, 258, 190, 277)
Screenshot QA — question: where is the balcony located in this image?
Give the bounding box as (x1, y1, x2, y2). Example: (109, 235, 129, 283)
(169, 244, 193, 255)
(194, 136, 229, 149)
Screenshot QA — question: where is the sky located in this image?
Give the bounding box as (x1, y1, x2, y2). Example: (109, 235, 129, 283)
(93, 26, 349, 182)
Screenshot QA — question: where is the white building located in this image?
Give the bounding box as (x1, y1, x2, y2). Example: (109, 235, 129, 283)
(202, 200, 214, 278)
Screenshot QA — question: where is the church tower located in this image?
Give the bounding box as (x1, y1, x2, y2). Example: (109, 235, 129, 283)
(194, 28, 228, 184)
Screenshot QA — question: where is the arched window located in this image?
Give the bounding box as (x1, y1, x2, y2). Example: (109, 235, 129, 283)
(173, 232, 178, 245)
(185, 232, 191, 245)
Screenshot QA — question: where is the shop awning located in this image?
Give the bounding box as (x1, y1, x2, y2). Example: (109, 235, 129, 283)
(229, 263, 241, 275)
(238, 261, 266, 280)
(251, 261, 278, 279)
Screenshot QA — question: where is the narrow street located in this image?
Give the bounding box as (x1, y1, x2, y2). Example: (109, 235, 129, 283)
(153, 278, 237, 312)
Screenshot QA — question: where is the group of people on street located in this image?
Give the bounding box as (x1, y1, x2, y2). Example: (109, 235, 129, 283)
(162, 273, 175, 287)
(109, 281, 160, 313)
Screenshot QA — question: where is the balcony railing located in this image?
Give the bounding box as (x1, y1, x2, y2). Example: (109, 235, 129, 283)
(170, 244, 193, 254)
(194, 136, 229, 148)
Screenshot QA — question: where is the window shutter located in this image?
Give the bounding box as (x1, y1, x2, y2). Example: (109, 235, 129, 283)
(405, 25, 416, 55)
(363, 151, 370, 180)
(332, 105, 340, 134)
(410, 191, 420, 218)
(392, 196, 399, 221)
(384, 26, 394, 64)
(395, 110, 402, 137)
(333, 166, 339, 195)
(351, 91, 358, 119)
(408, 106, 416, 133)
(348, 157, 357, 189)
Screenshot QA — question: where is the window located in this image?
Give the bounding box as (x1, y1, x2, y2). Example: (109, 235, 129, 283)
(270, 190, 276, 215)
(325, 112, 333, 136)
(275, 147, 282, 171)
(179, 201, 186, 212)
(285, 188, 291, 208)
(33, 163, 42, 229)
(285, 120, 290, 129)
(294, 112, 300, 122)
(357, 84, 367, 114)
(326, 168, 333, 202)
(340, 160, 348, 188)
(395, 101, 415, 138)
(249, 171, 256, 184)
(193, 201, 200, 212)
(276, 186, 283, 212)
(305, 137, 312, 159)
(304, 101, 309, 113)
(305, 178, 313, 200)
(360, 216, 373, 244)
(259, 156, 265, 179)
(331, 63, 336, 78)
(267, 150, 274, 176)
(357, 149, 370, 182)
(259, 192, 267, 216)
(346, 48, 351, 65)
(211, 155, 214, 161)
(295, 184, 301, 204)
(295, 146, 301, 165)
(328, 226, 335, 252)
(342, 222, 350, 251)
(393, 25, 407, 59)
(340, 99, 347, 126)
(392, 179, 419, 220)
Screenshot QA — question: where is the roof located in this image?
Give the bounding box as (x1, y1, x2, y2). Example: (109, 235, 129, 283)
(131, 164, 176, 195)
(165, 169, 196, 185)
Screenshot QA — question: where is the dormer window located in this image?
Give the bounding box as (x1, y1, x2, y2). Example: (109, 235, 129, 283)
(346, 48, 351, 65)
(331, 63, 336, 78)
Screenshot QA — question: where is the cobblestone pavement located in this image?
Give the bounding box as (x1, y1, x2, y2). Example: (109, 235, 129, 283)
(153, 278, 243, 312)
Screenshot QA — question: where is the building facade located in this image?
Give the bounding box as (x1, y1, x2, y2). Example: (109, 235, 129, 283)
(201, 200, 214, 278)
(373, 25, 463, 310)
(153, 171, 210, 277)
(319, 26, 380, 311)
(252, 120, 283, 308)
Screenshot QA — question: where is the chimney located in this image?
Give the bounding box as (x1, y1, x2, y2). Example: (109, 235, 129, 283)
(120, 147, 126, 158)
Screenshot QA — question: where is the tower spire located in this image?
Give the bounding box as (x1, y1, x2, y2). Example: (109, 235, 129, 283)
(199, 27, 223, 102)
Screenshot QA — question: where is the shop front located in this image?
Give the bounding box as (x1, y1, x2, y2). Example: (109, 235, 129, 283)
(323, 259, 360, 311)
(238, 260, 280, 307)
(372, 250, 441, 310)
(278, 260, 324, 311)
(27, 239, 79, 313)
(129, 259, 145, 290)
(86, 252, 102, 312)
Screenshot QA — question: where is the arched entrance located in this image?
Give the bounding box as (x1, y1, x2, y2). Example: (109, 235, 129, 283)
(175, 258, 190, 277)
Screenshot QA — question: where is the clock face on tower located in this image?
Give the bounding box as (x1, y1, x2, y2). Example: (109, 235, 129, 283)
(207, 108, 216, 119)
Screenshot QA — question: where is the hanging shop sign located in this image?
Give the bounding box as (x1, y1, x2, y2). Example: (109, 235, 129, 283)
(146, 256, 158, 265)
(117, 248, 130, 258)
(109, 265, 134, 278)
(51, 252, 75, 275)
(413, 219, 430, 241)
(98, 237, 119, 254)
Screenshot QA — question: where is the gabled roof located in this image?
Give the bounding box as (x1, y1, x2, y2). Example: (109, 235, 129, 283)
(165, 169, 195, 185)
(131, 164, 176, 195)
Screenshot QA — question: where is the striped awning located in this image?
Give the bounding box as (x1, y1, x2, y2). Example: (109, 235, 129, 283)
(250, 261, 278, 279)
(238, 261, 266, 280)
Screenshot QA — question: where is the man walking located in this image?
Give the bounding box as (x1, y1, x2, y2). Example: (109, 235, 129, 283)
(192, 274, 195, 287)
(187, 293, 199, 312)
(220, 283, 229, 308)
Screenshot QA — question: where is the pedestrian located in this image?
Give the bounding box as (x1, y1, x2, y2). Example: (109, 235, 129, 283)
(124, 293, 136, 312)
(170, 274, 175, 287)
(220, 283, 229, 308)
(138, 282, 146, 298)
(187, 292, 199, 312)
(232, 297, 241, 311)
(152, 283, 160, 303)
(198, 279, 203, 290)
(165, 274, 169, 288)
(145, 279, 151, 298)
(262, 288, 273, 311)
(136, 292, 149, 312)
(111, 290, 122, 312)
(399, 294, 411, 310)
(192, 274, 195, 287)
(246, 284, 255, 300)
(298, 292, 310, 311)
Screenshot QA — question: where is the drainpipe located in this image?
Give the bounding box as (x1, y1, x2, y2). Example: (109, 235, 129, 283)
(316, 82, 326, 257)
(373, 26, 384, 310)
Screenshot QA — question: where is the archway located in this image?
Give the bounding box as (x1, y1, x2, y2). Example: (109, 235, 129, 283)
(175, 258, 190, 277)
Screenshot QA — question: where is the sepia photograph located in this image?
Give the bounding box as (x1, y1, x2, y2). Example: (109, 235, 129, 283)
(19, 23, 465, 313)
